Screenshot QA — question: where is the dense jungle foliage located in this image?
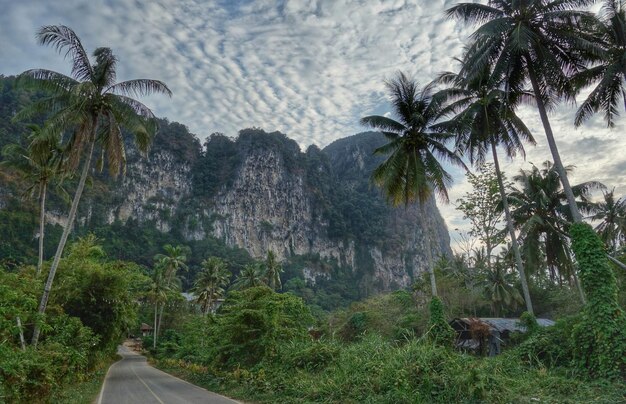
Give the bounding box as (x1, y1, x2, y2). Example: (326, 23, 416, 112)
(3, 1, 626, 399)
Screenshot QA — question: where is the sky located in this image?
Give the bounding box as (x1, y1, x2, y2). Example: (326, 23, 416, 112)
(1, 0, 625, 250)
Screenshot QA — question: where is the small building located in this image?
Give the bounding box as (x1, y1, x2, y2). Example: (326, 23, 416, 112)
(140, 323, 153, 337)
(450, 317, 555, 356)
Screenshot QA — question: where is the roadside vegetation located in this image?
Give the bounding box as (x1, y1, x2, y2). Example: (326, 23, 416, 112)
(2, 0, 626, 401)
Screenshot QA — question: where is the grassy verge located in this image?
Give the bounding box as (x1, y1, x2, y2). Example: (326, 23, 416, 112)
(151, 336, 626, 404)
(49, 356, 118, 404)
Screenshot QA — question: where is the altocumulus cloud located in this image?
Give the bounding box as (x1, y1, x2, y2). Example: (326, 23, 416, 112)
(1, 0, 625, 246)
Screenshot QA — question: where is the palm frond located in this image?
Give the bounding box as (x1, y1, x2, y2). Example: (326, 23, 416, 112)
(107, 79, 172, 98)
(37, 25, 93, 81)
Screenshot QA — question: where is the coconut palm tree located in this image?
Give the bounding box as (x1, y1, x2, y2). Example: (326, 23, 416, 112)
(153, 244, 188, 338)
(192, 257, 231, 315)
(447, 0, 596, 223)
(232, 263, 264, 290)
(17, 25, 171, 346)
(360, 72, 466, 297)
(147, 265, 175, 349)
(154, 244, 189, 281)
(263, 250, 283, 291)
(508, 162, 602, 287)
(1, 124, 65, 275)
(434, 64, 535, 313)
(574, 0, 626, 127)
(590, 189, 626, 253)
(481, 258, 524, 317)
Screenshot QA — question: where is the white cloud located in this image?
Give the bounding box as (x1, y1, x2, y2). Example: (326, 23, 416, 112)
(0, 0, 624, 243)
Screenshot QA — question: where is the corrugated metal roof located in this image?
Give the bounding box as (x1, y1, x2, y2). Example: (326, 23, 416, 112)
(451, 317, 555, 333)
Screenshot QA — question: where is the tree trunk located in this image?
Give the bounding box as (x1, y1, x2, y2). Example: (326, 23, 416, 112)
(17, 316, 25, 351)
(157, 303, 164, 343)
(608, 255, 626, 271)
(421, 202, 438, 297)
(153, 303, 158, 349)
(31, 137, 96, 347)
(526, 64, 582, 223)
(491, 141, 534, 315)
(37, 181, 47, 276)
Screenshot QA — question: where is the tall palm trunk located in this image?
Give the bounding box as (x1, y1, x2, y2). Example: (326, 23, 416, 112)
(157, 304, 164, 343)
(527, 65, 583, 223)
(421, 203, 438, 297)
(608, 255, 626, 271)
(37, 181, 47, 276)
(491, 141, 534, 314)
(153, 303, 158, 349)
(31, 135, 96, 347)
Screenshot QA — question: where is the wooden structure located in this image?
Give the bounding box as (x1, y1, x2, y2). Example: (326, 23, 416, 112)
(449, 317, 555, 356)
(140, 323, 153, 337)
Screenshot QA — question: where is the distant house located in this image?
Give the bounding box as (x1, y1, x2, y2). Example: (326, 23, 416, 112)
(182, 292, 225, 314)
(140, 323, 153, 337)
(450, 317, 555, 356)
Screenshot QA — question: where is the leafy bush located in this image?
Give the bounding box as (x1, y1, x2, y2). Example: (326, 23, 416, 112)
(282, 340, 340, 371)
(0, 314, 97, 403)
(427, 297, 456, 346)
(329, 290, 426, 342)
(216, 287, 313, 367)
(517, 316, 578, 369)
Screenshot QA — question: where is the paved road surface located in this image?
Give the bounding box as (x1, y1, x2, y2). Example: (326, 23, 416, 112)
(98, 346, 238, 404)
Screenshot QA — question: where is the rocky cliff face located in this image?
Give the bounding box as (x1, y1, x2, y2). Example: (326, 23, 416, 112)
(89, 126, 452, 292)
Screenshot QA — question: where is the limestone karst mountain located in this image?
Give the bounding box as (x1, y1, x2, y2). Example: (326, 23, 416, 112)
(0, 75, 451, 305)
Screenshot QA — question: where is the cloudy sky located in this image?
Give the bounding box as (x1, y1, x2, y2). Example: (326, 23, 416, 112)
(1, 0, 625, 248)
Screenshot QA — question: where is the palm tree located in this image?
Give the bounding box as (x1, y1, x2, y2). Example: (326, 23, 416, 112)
(435, 64, 535, 313)
(232, 263, 264, 290)
(263, 250, 283, 291)
(192, 257, 231, 315)
(481, 258, 524, 317)
(1, 124, 65, 275)
(447, 0, 596, 223)
(147, 265, 169, 349)
(17, 26, 171, 346)
(574, 0, 626, 127)
(154, 244, 189, 281)
(360, 72, 465, 297)
(508, 162, 602, 291)
(590, 189, 626, 253)
(153, 244, 188, 338)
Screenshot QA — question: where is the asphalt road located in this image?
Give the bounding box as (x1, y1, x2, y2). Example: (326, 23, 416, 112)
(97, 346, 239, 404)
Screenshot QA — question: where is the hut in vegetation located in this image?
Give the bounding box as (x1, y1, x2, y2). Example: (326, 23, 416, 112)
(449, 317, 555, 356)
(140, 323, 153, 337)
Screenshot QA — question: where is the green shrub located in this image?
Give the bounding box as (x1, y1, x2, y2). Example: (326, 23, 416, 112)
(517, 316, 577, 369)
(427, 297, 455, 346)
(283, 340, 340, 371)
(0, 314, 97, 403)
(338, 311, 368, 342)
(211, 287, 313, 368)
